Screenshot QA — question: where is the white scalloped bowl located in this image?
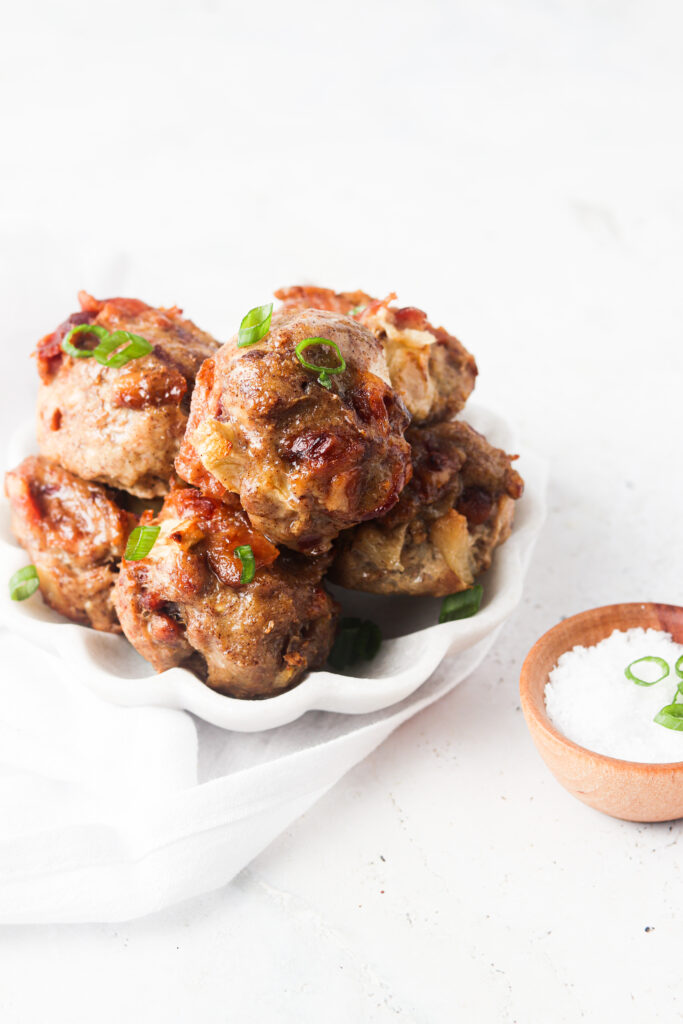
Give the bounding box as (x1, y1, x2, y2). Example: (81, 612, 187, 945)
(0, 405, 546, 731)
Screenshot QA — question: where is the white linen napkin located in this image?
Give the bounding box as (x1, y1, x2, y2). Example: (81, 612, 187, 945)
(0, 620, 515, 923)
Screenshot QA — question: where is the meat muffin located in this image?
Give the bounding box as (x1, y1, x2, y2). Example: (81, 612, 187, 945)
(176, 307, 412, 555)
(36, 292, 219, 497)
(114, 486, 338, 699)
(275, 285, 477, 424)
(5, 455, 137, 631)
(330, 421, 524, 597)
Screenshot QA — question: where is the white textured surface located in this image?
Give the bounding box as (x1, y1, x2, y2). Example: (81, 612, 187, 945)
(1, 0, 683, 1021)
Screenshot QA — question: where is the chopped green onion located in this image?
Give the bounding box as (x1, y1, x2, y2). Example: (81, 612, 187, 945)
(237, 303, 273, 347)
(93, 331, 153, 367)
(234, 544, 255, 584)
(675, 655, 683, 680)
(61, 323, 110, 358)
(62, 323, 153, 368)
(348, 304, 366, 316)
(439, 584, 483, 624)
(328, 617, 382, 671)
(625, 656, 670, 687)
(654, 703, 683, 731)
(124, 525, 160, 561)
(295, 337, 346, 389)
(9, 565, 40, 601)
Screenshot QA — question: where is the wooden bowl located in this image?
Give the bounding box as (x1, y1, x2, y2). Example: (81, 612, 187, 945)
(519, 602, 683, 822)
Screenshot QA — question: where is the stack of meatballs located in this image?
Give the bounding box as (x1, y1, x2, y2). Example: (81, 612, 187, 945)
(5, 286, 523, 699)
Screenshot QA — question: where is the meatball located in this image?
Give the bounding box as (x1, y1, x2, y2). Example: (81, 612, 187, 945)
(114, 486, 338, 698)
(330, 420, 524, 597)
(176, 308, 412, 554)
(274, 285, 477, 424)
(36, 291, 219, 497)
(5, 455, 137, 631)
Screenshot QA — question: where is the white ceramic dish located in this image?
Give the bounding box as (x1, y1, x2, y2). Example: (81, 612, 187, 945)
(0, 405, 546, 731)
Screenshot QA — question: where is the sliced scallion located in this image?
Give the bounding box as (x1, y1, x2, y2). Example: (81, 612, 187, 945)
(348, 305, 366, 316)
(439, 584, 483, 624)
(675, 654, 683, 680)
(234, 544, 255, 584)
(237, 303, 273, 347)
(654, 703, 683, 731)
(61, 323, 109, 358)
(124, 525, 160, 561)
(624, 656, 670, 687)
(295, 337, 346, 389)
(9, 565, 39, 601)
(328, 617, 382, 671)
(62, 323, 153, 367)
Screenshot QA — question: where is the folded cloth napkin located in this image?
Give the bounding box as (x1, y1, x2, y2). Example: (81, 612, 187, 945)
(0, 616, 516, 923)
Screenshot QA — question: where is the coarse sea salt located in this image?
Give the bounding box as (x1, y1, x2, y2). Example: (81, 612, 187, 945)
(545, 628, 683, 763)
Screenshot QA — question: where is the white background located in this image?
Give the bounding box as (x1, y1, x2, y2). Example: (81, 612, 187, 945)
(1, 0, 683, 1020)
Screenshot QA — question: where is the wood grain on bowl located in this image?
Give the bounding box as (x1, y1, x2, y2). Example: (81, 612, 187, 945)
(520, 603, 683, 823)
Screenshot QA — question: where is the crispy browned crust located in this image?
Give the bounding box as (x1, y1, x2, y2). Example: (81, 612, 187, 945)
(35, 293, 219, 497)
(114, 486, 338, 698)
(176, 308, 412, 555)
(5, 456, 137, 631)
(274, 285, 478, 424)
(330, 421, 523, 596)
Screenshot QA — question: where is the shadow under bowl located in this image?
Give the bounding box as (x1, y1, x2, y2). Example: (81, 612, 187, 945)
(519, 602, 683, 822)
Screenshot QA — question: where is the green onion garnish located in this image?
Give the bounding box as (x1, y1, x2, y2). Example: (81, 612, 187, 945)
(654, 703, 683, 731)
(294, 337, 347, 389)
(625, 656, 670, 687)
(237, 303, 273, 348)
(234, 544, 255, 584)
(9, 565, 40, 601)
(348, 305, 366, 316)
(439, 584, 483, 624)
(62, 323, 153, 368)
(328, 617, 382, 671)
(675, 655, 683, 680)
(62, 323, 110, 358)
(124, 525, 160, 561)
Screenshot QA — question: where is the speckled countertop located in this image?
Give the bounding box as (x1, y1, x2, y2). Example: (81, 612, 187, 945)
(1, 0, 682, 1020)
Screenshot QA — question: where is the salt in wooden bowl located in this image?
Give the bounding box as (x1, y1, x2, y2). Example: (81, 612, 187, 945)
(519, 602, 683, 822)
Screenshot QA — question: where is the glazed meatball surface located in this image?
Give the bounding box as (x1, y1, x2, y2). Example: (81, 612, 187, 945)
(5, 456, 137, 631)
(275, 285, 477, 424)
(36, 292, 219, 497)
(176, 308, 412, 554)
(330, 421, 523, 597)
(114, 486, 339, 699)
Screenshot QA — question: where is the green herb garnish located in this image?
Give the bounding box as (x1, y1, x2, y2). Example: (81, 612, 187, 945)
(62, 323, 153, 367)
(439, 584, 483, 624)
(328, 617, 382, 671)
(234, 544, 255, 584)
(294, 337, 346, 389)
(654, 704, 683, 732)
(9, 565, 40, 601)
(237, 303, 273, 347)
(124, 525, 160, 561)
(348, 304, 366, 317)
(625, 656, 670, 687)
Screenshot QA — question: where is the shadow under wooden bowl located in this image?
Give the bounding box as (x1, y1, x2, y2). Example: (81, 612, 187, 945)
(519, 602, 683, 822)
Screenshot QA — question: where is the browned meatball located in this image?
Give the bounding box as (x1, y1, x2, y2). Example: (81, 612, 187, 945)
(275, 286, 477, 424)
(114, 486, 338, 699)
(176, 308, 412, 555)
(36, 292, 219, 497)
(330, 421, 524, 597)
(5, 456, 137, 631)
